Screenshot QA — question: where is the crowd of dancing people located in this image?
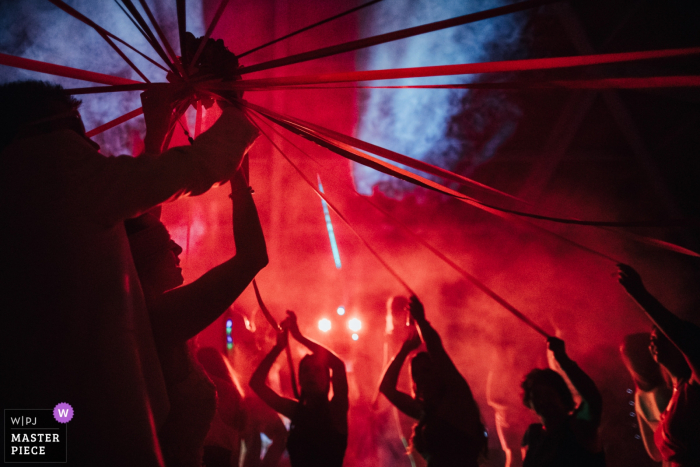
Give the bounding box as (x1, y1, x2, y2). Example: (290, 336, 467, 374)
(2, 75, 699, 467)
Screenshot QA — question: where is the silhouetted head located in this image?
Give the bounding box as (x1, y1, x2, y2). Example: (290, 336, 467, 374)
(125, 210, 183, 299)
(298, 353, 331, 397)
(649, 326, 691, 380)
(521, 368, 575, 420)
(410, 352, 443, 401)
(0, 80, 89, 151)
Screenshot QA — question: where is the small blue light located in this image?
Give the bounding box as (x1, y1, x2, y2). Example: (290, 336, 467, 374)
(337, 306, 345, 316)
(226, 319, 233, 329)
(318, 175, 341, 269)
(626, 388, 633, 394)
(629, 412, 636, 417)
(227, 335, 233, 343)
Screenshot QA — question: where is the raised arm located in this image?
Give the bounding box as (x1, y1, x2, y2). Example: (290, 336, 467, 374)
(379, 330, 422, 420)
(150, 170, 268, 343)
(409, 296, 465, 386)
(618, 264, 700, 382)
(548, 337, 602, 425)
(249, 329, 298, 419)
(285, 311, 348, 410)
(72, 89, 259, 227)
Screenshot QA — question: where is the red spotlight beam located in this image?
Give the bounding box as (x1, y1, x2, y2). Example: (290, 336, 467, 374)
(0, 52, 141, 86)
(239, 0, 560, 74)
(231, 47, 700, 87)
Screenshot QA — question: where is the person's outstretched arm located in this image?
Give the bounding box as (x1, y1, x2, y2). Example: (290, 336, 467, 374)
(74, 88, 259, 227)
(249, 329, 298, 419)
(409, 296, 466, 387)
(379, 330, 422, 420)
(618, 263, 700, 383)
(150, 169, 268, 343)
(548, 337, 603, 425)
(286, 311, 349, 412)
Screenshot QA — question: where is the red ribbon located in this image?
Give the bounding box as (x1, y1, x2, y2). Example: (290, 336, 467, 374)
(254, 113, 549, 338)
(47, 0, 151, 83)
(248, 111, 416, 295)
(239, 76, 700, 91)
(240, 0, 560, 74)
(243, 101, 700, 259)
(85, 108, 144, 137)
(0, 52, 140, 86)
(252, 281, 300, 399)
(232, 47, 700, 88)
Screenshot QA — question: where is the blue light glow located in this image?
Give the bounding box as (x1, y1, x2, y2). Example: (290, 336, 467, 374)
(317, 175, 342, 269)
(337, 306, 345, 316)
(355, 0, 528, 196)
(0, 1, 204, 156)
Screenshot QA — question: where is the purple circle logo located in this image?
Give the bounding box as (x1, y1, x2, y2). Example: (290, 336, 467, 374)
(53, 402, 73, 423)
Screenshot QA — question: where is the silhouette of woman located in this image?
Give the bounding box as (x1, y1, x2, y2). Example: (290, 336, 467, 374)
(250, 311, 348, 467)
(379, 296, 487, 467)
(618, 264, 700, 467)
(126, 169, 267, 467)
(520, 337, 605, 467)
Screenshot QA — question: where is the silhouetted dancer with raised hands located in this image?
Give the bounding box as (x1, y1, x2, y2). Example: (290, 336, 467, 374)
(1, 79, 258, 466)
(250, 311, 348, 467)
(618, 264, 700, 467)
(520, 337, 605, 467)
(125, 168, 267, 467)
(379, 296, 487, 467)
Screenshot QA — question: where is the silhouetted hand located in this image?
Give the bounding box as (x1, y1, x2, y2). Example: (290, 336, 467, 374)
(285, 310, 302, 340)
(547, 337, 567, 362)
(275, 327, 288, 349)
(407, 296, 426, 323)
(617, 263, 646, 297)
(401, 329, 422, 353)
(141, 83, 188, 153)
